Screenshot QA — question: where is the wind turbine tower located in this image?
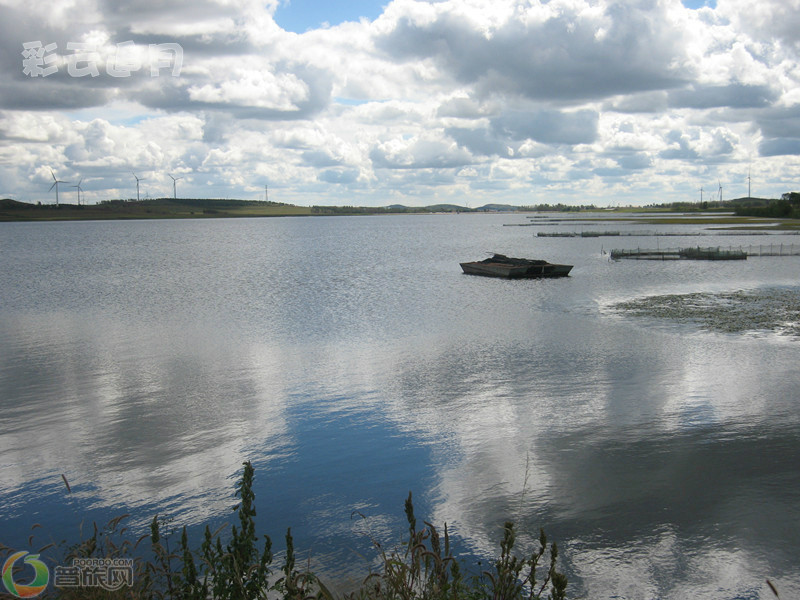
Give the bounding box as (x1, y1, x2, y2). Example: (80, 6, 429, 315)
(133, 172, 145, 201)
(718, 180, 723, 203)
(700, 186, 703, 203)
(49, 170, 68, 206)
(748, 168, 752, 199)
(265, 183, 269, 203)
(72, 178, 83, 206)
(169, 174, 182, 199)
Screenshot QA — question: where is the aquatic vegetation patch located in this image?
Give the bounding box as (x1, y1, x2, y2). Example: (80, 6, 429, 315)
(613, 288, 800, 337)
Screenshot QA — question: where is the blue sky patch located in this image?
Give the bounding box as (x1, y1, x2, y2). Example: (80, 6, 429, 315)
(681, 0, 717, 8)
(274, 0, 386, 32)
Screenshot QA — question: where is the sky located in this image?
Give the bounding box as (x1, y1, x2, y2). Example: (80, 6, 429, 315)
(1, 0, 799, 207)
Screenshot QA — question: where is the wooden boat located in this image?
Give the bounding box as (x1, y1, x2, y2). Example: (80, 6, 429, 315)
(460, 254, 572, 278)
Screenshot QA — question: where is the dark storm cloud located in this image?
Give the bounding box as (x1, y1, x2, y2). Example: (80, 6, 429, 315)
(753, 105, 800, 157)
(0, 80, 115, 111)
(200, 112, 234, 143)
(0, 5, 113, 110)
(659, 130, 700, 160)
(606, 91, 669, 114)
(659, 147, 699, 160)
(435, 96, 487, 119)
(376, 2, 691, 102)
(318, 168, 359, 183)
(445, 108, 598, 158)
(0, 0, 328, 120)
(94, 0, 258, 53)
(616, 152, 652, 170)
(668, 83, 778, 109)
(111, 28, 254, 56)
(0, 4, 201, 112)
(491, 109, 599, 145)
(755, 105, 800, 139)
(593, 166, 626, 177)
(445, 127, 510, 157)
(759, 138, 800, 157)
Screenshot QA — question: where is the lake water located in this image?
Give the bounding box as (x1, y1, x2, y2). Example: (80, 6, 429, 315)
(1, 213, 799, 599)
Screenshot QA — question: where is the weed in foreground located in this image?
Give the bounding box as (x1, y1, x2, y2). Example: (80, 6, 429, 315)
(1, 464, 566, 600)
(350, 492, 566, 600)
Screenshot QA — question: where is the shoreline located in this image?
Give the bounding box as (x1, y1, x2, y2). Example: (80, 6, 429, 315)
(2, 198, 800, 231)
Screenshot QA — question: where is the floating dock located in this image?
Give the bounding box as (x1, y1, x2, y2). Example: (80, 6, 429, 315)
(537, 231, 621, 237)
(610, 243, 800, 260)
(740, 243, 800, 256)
(610, 246, 747, 260)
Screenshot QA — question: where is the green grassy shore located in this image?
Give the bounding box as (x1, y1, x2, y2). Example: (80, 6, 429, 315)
(0, 198, 314, 221)
(3, 197, 800, 230)
(0, 198, 515, 221)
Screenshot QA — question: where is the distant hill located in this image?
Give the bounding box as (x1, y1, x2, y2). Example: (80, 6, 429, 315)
(309, 203, 474, 215)
(475, 204, 520, 211)
(0, 197, 564, 220)
(336, 203, 527, 213)
(422, 204, 470, 212)
(0, 198, 36, 209)
(731, 194, 800, 219)
(0, 197, 312, 221)
(6, 195, 797, 222)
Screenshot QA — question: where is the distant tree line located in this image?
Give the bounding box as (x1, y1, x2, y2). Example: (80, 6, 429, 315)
(733, 193, 800, 219)
(524, 203, 598, 212)
(642, 194, 800, 218)
(309, 204, 477, 215)
(656, 201, 724, 211)
(310, 205, 411, 215)
(100, 198, 294, 208)
(642, 199, 747, 211)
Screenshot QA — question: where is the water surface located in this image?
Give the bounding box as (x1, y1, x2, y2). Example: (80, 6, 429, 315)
(1, 214, 799, 599)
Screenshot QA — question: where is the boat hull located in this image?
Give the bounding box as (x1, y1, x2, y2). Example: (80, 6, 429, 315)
(460, 255, 572, 278)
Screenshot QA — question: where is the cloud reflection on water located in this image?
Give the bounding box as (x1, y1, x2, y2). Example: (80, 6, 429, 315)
(0, 311, 295, 530)
(375, 314, 800, 598)
(2, 216, 800, 598)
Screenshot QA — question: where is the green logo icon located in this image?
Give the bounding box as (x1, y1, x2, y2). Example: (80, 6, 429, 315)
(2, 551, 49, 598)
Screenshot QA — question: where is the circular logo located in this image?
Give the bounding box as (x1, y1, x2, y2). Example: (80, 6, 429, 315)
(1, 551, 49, 598)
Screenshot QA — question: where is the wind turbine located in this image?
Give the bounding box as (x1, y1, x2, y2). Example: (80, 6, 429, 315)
(133, 172, 145, 201)
(700, 186, 703, 203)
(168, 173, 182, 199)
(747, 167, 752, 199)
(72, 178, 83, 206)
(49, 170, 68, 206)
(265, 183, 269, 203)
(718, 180, 723, 203)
